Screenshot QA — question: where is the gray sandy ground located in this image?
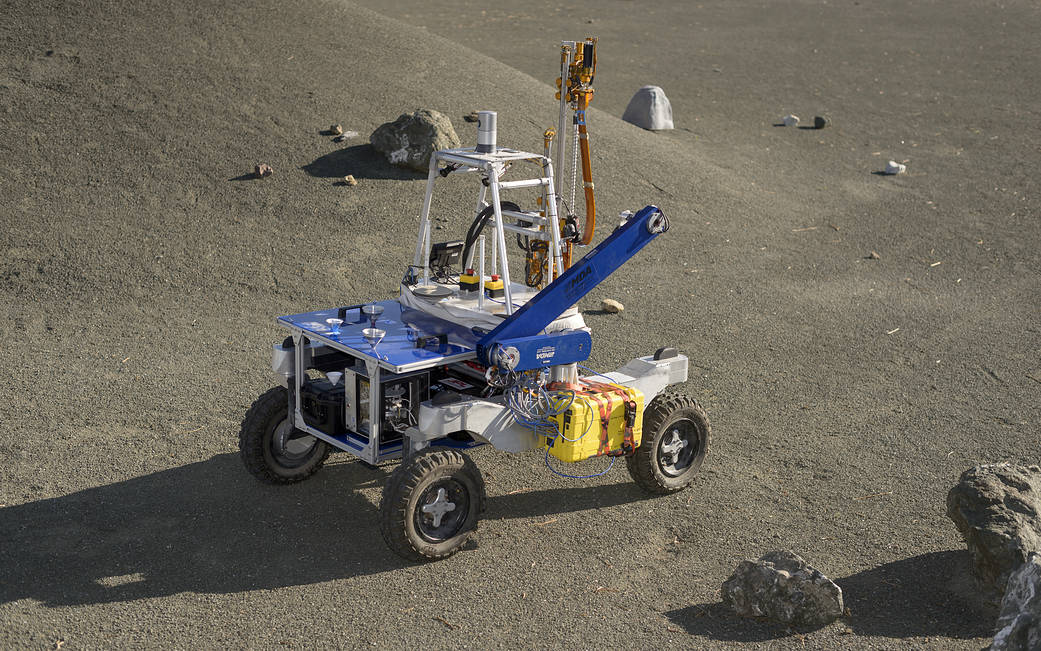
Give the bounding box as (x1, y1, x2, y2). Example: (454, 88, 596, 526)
(2, 0, 1039, 648)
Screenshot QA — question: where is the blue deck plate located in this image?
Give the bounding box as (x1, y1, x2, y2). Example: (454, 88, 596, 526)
(278, 300, 478, 373)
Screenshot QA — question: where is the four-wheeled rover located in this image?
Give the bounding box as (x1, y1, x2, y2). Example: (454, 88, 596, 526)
(240, 39, 710, 560)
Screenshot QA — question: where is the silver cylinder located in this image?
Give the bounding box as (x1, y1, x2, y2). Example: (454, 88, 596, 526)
(476, 110, 497, 153)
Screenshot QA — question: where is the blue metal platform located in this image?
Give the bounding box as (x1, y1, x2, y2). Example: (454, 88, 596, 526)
(277, 300, 478, 374)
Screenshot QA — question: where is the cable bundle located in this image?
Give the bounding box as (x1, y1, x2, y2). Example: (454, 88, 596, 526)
(502, 371, 614, 479)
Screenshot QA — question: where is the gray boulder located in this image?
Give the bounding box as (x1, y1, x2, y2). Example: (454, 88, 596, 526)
(721, 550, 844, 627)
(370, 109, 460, 171)
(622, 85, 674, 131)
(947, 464, 1041, 604)
(991, 553, 1041, 651)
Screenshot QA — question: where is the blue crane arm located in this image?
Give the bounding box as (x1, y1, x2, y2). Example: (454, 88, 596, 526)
(477, 205, 668, 365)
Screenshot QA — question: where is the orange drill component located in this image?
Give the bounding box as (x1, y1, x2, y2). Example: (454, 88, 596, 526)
(561, 38, 598, 250)
(575, 88, 596, 246)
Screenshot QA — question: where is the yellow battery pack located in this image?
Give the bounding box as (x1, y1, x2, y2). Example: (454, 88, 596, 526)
(545, 382, 644, 463)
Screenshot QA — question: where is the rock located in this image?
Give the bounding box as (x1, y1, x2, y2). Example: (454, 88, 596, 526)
(868, 251, 881, 260)
(782, 114, 800, 127)
(991, 553, 1041, 651)
(463, 111, 480, 123)
(253, 163, 273, 178)
(370, 109, 460, 171)
(721, 550, 844, 627)
(343, 175, 357, 186)
(814, 115, 831, 129)
(330, 124, 343, 135)
(948, 464, 1041, 604)
(600, 299, 624, 314)
(884, 161, 906, 175)
(622, 86, 674, 131)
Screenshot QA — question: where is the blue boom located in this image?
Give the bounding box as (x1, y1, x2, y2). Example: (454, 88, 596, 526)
(477, 204, 669, 368)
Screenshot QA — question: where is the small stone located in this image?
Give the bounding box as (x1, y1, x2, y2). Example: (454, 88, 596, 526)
(868, 251, 881, 260)
(343, 174, 357, 186)
(254, 163, 273, 178)
(782, 114, 800, 127)
(330, 124, 343, 135)
(333, 130, 359, 143)
(814, 115, 831, 129)
(601, 299, 624, 313)
(463, 111, 480, 123)
(884, 161, 907, 175)
(721, 550, 844, 627)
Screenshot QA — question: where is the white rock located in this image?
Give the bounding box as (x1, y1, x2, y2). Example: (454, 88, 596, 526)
(622, 86, 674, 131)
(885, 161, 907, 175)
(601, 299, 624, 313)
(782, 114, 800, 127)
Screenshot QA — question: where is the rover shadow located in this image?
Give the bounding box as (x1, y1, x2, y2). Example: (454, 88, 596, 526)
(485, 479, 650, 521)
(302, 144, 425, 181)
(664, 550, 992, 642)
(0, 453, 402, 607)
(0, 452, 651, 607)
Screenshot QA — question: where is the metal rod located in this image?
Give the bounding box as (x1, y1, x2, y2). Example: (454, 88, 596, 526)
(497, 177, 551, 190)
(487, 165, 514, 313)
(478, 234, 485, 311)
(555, 42, 573, 220)
(465, 183, 489, 270)
(543, 160, 564, 281)
(414, 156, 440, 273)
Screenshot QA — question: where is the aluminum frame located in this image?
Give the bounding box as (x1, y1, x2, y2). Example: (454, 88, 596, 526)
(412, 147, 564, 316)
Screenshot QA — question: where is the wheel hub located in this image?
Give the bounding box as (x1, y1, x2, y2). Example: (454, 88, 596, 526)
(659, 427, 691, 477)
(414, 479, 470, 543)
(272, 419, 318, 464)
(421, 487, 457, 529)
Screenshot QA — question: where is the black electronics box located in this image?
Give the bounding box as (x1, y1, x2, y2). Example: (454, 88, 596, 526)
(298, 379, 346, 435)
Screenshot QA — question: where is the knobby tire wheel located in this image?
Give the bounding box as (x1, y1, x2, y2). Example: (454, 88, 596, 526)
(379, 448, 486, 562)
(239, 386, 330, 484)
(627, 393, 710, 494)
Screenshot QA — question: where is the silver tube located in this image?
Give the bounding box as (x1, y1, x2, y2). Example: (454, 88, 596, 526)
(476, 111, 497, 153)
(543, 160, 563, 282)
(555, 42, 573, 218)
(465, 184, 488, 270)
(478, 235, 485, 311)
(414, 156, 440, 273)
(488, 168, 513, 313)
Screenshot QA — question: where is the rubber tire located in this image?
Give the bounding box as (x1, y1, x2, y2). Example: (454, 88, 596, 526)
(239, 386, 330, 484)
(379, 448, 486, 562)
(626, 393, 710, 494)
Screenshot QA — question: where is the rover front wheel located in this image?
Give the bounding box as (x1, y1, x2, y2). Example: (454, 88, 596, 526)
(626, 393, 710, 494)
(379, 448, 486, 561)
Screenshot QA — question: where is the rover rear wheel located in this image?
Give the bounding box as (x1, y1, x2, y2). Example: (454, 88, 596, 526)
(239, 386, 330, 484)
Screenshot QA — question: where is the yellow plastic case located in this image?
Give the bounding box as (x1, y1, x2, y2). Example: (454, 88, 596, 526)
(545, 383, 644, 462)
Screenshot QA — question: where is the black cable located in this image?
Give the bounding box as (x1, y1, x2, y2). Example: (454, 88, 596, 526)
(460, 201, 521, 272)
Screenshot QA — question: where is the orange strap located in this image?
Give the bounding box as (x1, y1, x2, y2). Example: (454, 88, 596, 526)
(575, 380, 637, 457)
